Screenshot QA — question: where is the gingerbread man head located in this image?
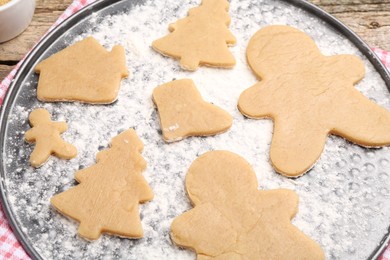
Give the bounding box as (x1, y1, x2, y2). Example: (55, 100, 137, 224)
(28, 108, 52, 126)
(185, 150, 257, 206)
(246, 25, 365, 82)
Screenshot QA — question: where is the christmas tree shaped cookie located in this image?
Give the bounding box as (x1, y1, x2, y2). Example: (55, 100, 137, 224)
(25, 108, 77, 167)
(35, 37, 129, 104)
(238, 25, 390, 177)
(171, 150, 324, 259)
(152, 0, 236, 71)
(51, 129, 153, 240)
(153, 79, 232, 142)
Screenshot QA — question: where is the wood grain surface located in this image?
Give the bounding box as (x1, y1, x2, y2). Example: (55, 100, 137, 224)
(0, 0, 389, 80)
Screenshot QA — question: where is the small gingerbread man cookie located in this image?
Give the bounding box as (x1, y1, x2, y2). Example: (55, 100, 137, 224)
(238, 25, 390, 177)
(25, 108, 77, 167)
(171, 150, 324, 259)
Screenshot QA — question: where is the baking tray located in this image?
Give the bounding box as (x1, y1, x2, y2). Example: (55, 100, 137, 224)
(0, 0, 389, 259)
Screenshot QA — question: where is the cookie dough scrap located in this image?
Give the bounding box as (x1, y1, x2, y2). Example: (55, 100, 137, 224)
(152, 0, 236, 71)
(238, 25, 390, 177)
(153, 79, 233, 142)
(51, 129, 153, 240)
(35, 36, 129, 104)
(25, 108, 77, 168)
(171, 150, 325, 259)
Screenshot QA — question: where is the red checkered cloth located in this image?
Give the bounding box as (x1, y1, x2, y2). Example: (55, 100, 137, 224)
(0, 0, 390, 259)
(0, 2, 97, 259)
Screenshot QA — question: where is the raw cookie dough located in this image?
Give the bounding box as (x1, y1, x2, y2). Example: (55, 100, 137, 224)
(35, 37, 129, 104)
(51, 129, 153, 240)
(25, 108, 77, 167)
(152, 0, 236, 71)
(238, 25, 390, 177)
(171, 150, 325, 259)
(152, 79, 232, 142)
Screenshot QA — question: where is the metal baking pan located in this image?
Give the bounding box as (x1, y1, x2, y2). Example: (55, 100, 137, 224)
(0, 0, 389, 259)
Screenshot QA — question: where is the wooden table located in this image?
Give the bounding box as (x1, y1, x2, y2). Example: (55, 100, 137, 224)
(0, 0, 389, 81)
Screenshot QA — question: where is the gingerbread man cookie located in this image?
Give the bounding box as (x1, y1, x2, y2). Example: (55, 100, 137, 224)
(25, 108, 77, 167)
(171, 150, 324, 259)
(238, 25, 390, 177)
(152, 0, 236, 71)
(153, 79, 232, 142)
(51, 129, 153, 240)
(35, 37, 129, 104)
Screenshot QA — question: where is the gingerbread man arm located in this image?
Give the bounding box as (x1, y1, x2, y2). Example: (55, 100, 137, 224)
(322, 55, 365, 84)
(270, 117, 328, 177)
(52, 140, 77, 160)
(322, 54, 390, 145)
(24, 128, 38, 142)
(252, 190, 325, 259)
(238, 81, 276, 118)
(171, 203, 237, 257)
(53, 121, 68, 133)
(331, 89, 390, 146)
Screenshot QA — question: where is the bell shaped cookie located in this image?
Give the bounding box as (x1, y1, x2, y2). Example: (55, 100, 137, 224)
(51, 129, 153, 240)
(171, 150, 325, 259)
(153, 79, 232, 142)
(35, 37, 129, 104)
(152, 0, 236, 70)
(238, 25, 390, 177)
(25, 108, 77, 167)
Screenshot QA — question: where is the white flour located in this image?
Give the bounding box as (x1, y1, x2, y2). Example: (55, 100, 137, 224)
(3, 0, 390, 259)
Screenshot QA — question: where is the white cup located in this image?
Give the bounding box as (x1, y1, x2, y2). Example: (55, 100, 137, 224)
(0, 0, 36, 43)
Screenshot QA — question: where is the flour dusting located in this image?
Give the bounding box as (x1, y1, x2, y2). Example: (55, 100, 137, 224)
(2, 0, 390, 259)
